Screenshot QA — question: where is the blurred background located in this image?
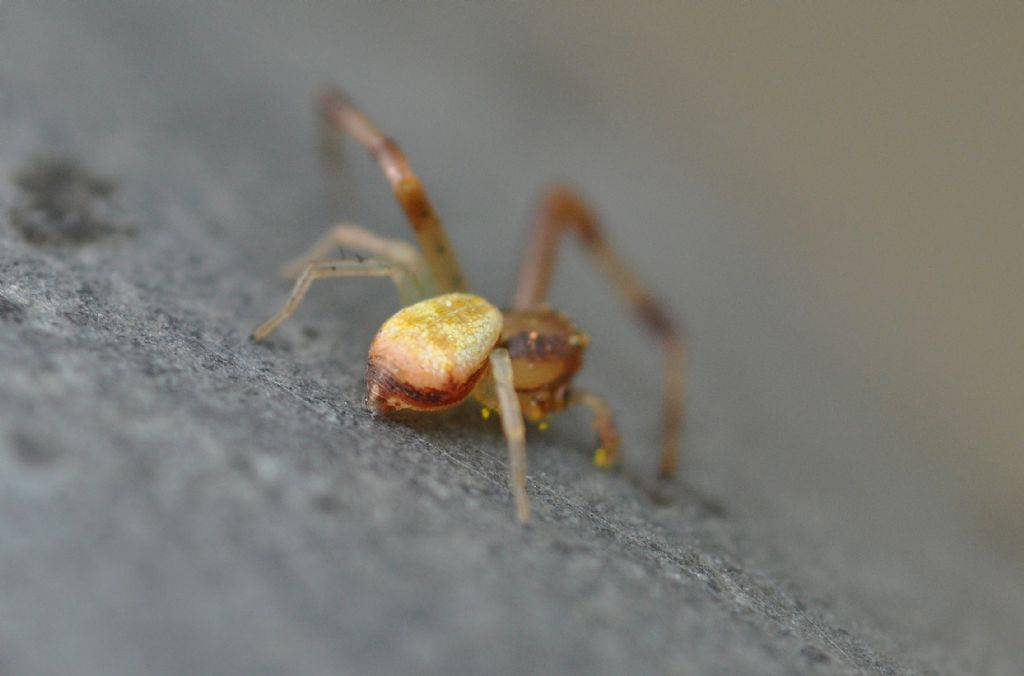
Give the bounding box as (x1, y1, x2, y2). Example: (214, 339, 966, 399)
(576, 2, 1024, 559)
(1, 0, 1021, 654)
(499, 1, 1024, 561)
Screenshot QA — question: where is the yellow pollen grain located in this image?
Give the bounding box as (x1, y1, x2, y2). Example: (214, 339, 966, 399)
(593, 447, 612, 468)
(480, 407, 491, 420)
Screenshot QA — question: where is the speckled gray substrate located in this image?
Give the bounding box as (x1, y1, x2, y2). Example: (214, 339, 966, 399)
(0, 3, 1021, 675)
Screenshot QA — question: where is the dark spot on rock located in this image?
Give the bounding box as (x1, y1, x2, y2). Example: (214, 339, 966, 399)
(140, 359, 170, 378)
(8, 156, 135, 245)
(800, 644, 831, 664)
(229, 454, 254, 476)
(0, 294, 25, 323)
(312, 492, 344, 514)
(302, 326, 320, 340)
(10, 432, 62, 467)
(61, 284, 102, 327)
(62, 307, 93, 327)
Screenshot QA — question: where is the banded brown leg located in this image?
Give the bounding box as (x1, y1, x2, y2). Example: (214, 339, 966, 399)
(512, 185, 686, 478)
(318, 87, 467, 294)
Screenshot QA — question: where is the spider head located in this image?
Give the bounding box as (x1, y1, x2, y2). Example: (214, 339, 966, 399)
(500, 305, 588, 420)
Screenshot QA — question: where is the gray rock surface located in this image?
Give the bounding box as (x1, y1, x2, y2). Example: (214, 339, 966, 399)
(1, 2, 1021, 675)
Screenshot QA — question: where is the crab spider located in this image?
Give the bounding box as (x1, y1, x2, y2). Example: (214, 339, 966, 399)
(252, 87, 686, 524)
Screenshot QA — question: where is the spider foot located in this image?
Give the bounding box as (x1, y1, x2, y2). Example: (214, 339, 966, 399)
(592, 446, 617, 470)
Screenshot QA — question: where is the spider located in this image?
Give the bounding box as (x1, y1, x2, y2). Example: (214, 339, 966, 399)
(252, 87, 686, 523)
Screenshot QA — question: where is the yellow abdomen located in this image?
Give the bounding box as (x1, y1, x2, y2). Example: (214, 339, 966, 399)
(365, 293, 503, 411)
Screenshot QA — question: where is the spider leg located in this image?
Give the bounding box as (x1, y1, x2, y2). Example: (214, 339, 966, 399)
(252, 258, 410, 342)
(278, 223, 435, 305)
(511, 185, 686, 479)
(489, 348, 531, 524)
(568, 389, 622, 470)
(318, 86, 467, 294)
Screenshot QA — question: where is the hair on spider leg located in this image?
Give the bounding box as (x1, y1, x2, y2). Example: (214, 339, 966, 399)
(332, 248, 363, 262)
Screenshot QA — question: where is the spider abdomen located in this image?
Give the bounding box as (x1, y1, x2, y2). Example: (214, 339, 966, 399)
(366, 292, 502, 412)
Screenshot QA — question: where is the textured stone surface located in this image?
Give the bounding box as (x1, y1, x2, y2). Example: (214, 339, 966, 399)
(1, 2, 1021, 675)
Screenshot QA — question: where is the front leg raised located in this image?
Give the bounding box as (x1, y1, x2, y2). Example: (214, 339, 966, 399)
(252, 258, 410, 342)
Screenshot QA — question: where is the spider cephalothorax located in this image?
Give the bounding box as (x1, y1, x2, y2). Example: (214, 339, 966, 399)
(499, 306, 586, 420)
(253, 87, 685, 523)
